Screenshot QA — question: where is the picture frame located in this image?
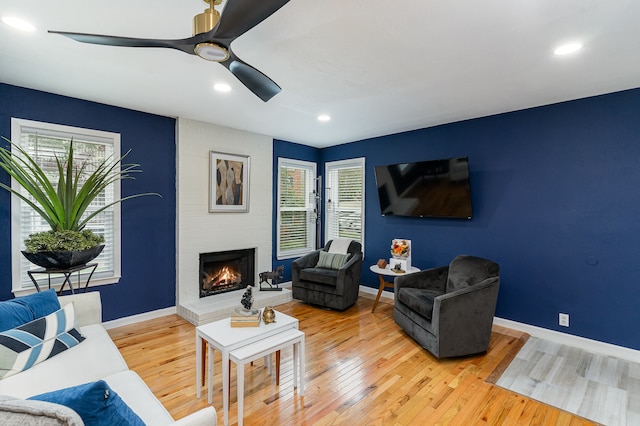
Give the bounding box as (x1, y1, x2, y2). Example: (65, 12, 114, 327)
(209, 151, 250, 213)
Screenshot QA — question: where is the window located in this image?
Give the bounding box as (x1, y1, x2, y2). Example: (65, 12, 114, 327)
(11, 118, 121, 293)
(325, 158, 365, 250)
(277, 158, 317, 259)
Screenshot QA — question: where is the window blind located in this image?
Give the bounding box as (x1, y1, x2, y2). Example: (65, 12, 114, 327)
(11, 119, 121, 291)
(277, 159, 317, 259)
(325, 158, 365, 249)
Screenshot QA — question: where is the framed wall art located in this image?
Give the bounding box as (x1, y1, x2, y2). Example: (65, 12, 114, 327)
(209, 151, 250, 213)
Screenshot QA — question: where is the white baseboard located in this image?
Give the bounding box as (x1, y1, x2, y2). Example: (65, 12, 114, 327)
(103, 282, 295, 330)
(357, 284, 640, 363)
(494, 317, 640, 364)
(359, 284, 394, 301)
(103, 306, 176, 330)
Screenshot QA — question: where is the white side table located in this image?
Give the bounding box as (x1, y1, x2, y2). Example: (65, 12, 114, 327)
(229, 328, 305, 426)
(369, 264, 421, 313)
(195, 310, 298, 426)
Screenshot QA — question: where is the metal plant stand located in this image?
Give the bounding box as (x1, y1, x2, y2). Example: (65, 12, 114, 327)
(27, 263, 98, 294)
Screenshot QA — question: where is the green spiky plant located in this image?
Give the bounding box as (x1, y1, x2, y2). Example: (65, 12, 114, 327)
(0, 136, 159, 253)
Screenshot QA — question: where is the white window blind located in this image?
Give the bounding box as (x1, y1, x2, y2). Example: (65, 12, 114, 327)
(277, 158, 317, 259)
(325, 158, 365, 249)
(10, 118, 121, 292)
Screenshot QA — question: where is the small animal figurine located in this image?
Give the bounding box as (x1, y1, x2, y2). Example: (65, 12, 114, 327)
(262, 306, 276, 324)
(259, 265, 284, 291)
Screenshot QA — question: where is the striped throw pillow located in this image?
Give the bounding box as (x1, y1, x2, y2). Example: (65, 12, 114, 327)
(0, 303, 85, 379)
(316, 251, 348, 269)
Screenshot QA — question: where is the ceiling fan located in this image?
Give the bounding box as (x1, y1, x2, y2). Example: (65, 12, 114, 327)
(48, 0, 290, 102)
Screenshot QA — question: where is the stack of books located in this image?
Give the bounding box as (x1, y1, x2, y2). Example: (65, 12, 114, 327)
(230, 308, 261, 328)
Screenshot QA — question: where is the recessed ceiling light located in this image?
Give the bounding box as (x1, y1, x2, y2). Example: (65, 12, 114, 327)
(317, 114, 331, 122)
(1, 16, 36, 32)
(213, 83, 231, 93)
(554, 42, 583, 56)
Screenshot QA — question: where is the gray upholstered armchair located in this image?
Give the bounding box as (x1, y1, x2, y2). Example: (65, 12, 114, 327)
(292, 240, 363, 310)
(394, 255, 500, 358)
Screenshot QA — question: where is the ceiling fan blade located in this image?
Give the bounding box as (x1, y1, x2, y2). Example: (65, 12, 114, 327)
(48, 30, 214, 55)
(213, 0, 291, 41)
(221, 51, 281, 102)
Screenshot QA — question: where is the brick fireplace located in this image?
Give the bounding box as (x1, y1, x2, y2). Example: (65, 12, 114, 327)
(176, 118, 291, 326)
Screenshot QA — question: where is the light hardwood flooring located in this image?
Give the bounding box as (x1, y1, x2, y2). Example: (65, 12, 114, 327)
(497, 336, 640, 426)
(108, 298, 597, 425)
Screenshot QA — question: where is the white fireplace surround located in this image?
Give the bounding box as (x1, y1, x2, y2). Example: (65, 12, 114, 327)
(176, 118, 291, 325)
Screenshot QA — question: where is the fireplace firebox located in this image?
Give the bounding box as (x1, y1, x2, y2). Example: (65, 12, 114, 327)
(199, 248, 255, 298)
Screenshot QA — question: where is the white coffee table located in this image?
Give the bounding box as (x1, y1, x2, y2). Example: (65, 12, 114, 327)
(195, 310, 299, 426)
(369, 264, 421, 313)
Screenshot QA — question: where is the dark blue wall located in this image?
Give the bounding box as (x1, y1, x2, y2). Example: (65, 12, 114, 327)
(278, 87, 640, 350)
(0, 83, 176, 321)
(272, 140, 321, 282)
(5, 82, 639, 348)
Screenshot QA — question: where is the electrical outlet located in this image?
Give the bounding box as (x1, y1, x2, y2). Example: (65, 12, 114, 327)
(559, 313, 569, 327)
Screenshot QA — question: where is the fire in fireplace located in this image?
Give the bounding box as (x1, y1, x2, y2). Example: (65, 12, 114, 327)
(203, 266, 241, 289)
(199, 248, 255, 298)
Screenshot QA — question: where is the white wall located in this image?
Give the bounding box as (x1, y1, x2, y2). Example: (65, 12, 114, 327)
(176, 118, 273, 306)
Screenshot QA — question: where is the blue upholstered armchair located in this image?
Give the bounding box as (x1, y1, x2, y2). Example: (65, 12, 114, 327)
(394, 255, 500, 358)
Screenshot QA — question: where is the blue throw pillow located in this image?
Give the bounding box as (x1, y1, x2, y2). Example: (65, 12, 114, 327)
(17, 289, 60, 319)
(0, 303, 84, 379)
(0, 301, 32, 333)
(0, 289, 60, 332)
(29, 380, 145, 426)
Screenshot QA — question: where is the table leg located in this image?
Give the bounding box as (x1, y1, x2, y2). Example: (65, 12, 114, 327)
(222, 350, 230, 426)
(372, 274, 391, 313)
(276, 350, 281, 386)
(237, 361, 245, 426)
(292, 343, 298, 389)
(299, 334, 305, 396)
(201, 342, 207, 386)
(196, 335, 202, 398)
(207, 344, 214, 405)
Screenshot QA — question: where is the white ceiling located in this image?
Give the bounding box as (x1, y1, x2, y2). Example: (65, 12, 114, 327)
(1, 0, 639, 148)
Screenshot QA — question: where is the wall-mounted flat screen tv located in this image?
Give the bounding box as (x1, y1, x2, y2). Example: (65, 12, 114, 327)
(374, 157, 472, 219)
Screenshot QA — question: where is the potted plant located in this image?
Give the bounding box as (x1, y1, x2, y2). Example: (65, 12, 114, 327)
(0, 137, 158, 269)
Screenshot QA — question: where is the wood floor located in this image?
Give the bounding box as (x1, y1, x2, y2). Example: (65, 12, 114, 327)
(107, 297, 597, 425)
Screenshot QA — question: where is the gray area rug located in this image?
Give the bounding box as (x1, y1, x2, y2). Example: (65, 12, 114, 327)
(494, 336, 640, 426)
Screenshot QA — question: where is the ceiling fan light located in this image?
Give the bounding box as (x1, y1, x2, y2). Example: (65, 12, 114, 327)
(195, 43, 229, 62)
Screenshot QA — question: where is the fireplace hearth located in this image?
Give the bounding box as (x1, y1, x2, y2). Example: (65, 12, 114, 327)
(199, 248, 255, 298)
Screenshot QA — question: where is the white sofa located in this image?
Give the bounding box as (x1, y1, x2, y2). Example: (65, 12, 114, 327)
(0, 292, 216, 425)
